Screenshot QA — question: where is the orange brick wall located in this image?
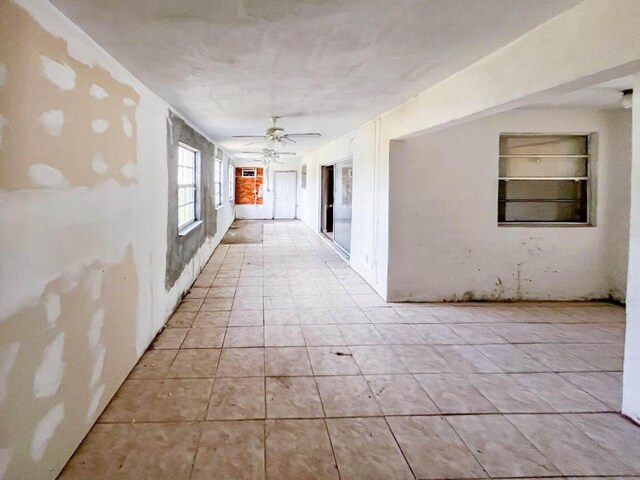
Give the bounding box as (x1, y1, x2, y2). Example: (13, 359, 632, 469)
(235, 167, 264, 205)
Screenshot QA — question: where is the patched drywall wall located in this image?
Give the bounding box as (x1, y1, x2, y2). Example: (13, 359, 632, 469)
(165, 112, 217, 290)
(0, 3, 139, 192)
(387, 108, 632, 302)
(0, 1, 233, 478)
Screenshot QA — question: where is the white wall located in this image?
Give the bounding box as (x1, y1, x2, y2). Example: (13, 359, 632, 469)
(297, 0, 640, 301)
(387, 108, 631, 302)
(623, 75, 640, 423)
(236, 157, 300, 219)
(0, 1, 233, 478)
(298, 123, 388, 295)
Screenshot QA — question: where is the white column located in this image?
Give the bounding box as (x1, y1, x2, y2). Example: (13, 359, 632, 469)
(623, 74, 640, 423)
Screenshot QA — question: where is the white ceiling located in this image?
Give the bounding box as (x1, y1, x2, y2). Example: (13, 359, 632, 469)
(52, 0, 582, 158)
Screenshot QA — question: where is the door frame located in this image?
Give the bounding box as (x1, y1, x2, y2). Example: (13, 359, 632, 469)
(320, 164, 334, 239)
(317, 156, 353, 256)
(273, 170, 298, 219)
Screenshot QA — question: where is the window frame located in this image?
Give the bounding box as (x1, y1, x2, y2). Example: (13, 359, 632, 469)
(177, 142, 202, 235)
(228, 162, 235, 202)
(497, 133, 595, 227)
(214, 156, 223, 209)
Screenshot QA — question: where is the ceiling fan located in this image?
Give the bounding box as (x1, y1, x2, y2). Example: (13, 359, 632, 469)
(240, 148, 296, 165)
(233, 116, 321, 145)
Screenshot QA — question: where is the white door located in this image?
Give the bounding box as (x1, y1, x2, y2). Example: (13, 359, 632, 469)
(274, 171, 297, 219)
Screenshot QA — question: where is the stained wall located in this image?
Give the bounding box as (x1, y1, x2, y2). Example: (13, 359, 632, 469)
(387, 108, 632, 302)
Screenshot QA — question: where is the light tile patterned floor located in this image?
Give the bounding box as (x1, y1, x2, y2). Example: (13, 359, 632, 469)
(60, 220, 640, 479)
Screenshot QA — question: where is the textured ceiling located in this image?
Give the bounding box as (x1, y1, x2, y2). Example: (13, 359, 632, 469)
(52, 0, 582, 158)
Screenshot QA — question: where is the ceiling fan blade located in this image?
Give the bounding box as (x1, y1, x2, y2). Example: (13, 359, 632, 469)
(232, 135, 265, 139)
(246, 139, 266, 146)
(285, 133, 321, 138)
(240, 151, 264, 154)
(274, 152, 296, 155)
(283, 137, 296, 144)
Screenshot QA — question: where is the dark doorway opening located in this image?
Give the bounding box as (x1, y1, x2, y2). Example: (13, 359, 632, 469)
(321, 165, 334, 239)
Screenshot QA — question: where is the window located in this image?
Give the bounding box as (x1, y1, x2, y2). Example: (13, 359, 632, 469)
(177, 144, 199, 230)
(228, 163, 235, 201)
(214, 158, 223, 208)
(498, 134, 591, 225)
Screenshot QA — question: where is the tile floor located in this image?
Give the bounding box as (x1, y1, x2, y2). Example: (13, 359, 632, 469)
(60, 220, 640, 479)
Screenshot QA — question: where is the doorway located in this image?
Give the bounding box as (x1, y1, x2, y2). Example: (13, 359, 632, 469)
(321, 165, 334, 239)
(274, 171, 297, 219)
(321, 159, 352, 254)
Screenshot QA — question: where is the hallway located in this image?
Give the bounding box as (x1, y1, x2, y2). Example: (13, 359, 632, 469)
(60, 220, 639, 479)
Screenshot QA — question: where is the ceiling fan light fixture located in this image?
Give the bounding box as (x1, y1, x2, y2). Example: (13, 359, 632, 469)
(621, 89, 633, 109)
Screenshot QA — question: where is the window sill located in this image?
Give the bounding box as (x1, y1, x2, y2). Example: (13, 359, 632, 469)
(215, 204, 224, 211)
(178, 220, 203, 237)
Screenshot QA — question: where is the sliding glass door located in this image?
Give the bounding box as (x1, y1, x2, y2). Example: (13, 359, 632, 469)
(333, 159, 353, 254)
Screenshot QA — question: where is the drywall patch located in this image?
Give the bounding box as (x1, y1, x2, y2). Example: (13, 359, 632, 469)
(28, 164, 70, 188)
(40, 55, 75, 90)
(123, 97, 135, 107)
(91, 153, 108, 175)
(87, 309, 104, 351)
(0, 249, 140, 478)
(45, 294, 60, 327)
(89, 83, 108, 100)
(85, 383, 105, 423)
(39, 109, 64, 136)
(0, 343, 19, 404)
(85, 269, 103, 301)
(28, 163, 70, 188)
(122, 114, 132, 137)
(120, 162, 136, 180)
(0, 1, 140, 190)
(30, 403, 64, 461)
(33, 332, 65, 398)
(89, 347, 105, 388)
(91, 119, 109, 133)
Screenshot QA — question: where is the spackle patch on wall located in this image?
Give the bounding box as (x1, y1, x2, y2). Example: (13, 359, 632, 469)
(30, 403, 64, 461)
(40, 55, 76, 91)
(0, 248, 139, 476)
(0, 1, 140, 190)
(89, 84, 108, 100)
(45, 294, 60, 327)
(0, 343, 19, 404)
(38, 109, 64, 136)
(91, 119, 109, 134)
(92, 153, 108, 175)
(33, 333, 65, 398)
(28, 164, 70, 188)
